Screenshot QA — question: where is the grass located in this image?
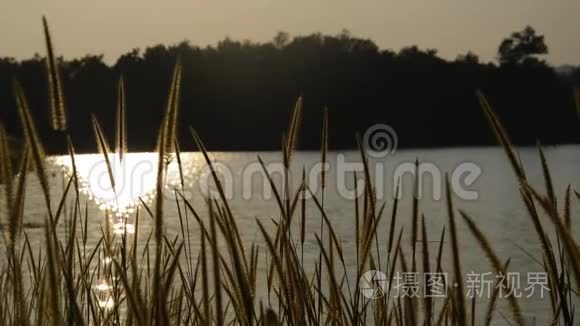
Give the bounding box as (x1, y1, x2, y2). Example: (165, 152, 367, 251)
(0, 17, 579, 325)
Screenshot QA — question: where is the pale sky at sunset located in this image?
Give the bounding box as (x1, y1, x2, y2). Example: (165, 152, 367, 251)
(1, 0, 579, 65)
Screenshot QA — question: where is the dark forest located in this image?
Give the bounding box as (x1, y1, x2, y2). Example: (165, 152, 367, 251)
(1, 27, 579, 153)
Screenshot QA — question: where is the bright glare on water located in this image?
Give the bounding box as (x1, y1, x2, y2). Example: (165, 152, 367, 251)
(52, 152, 190, 234)
(54, 153, 159, 213)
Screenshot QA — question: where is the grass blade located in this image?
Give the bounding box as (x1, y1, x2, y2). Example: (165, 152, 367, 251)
(91, 114, 116, 192)
(115, 76, 127, 161)
(284, 96, 303, 167)
(14, 79, 52, 216)
(445, 175, 466, 326)
(459, 211, 524, 326)
(42, 16, 67, 131)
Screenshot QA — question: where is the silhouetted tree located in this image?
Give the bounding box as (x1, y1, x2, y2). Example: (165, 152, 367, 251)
(456, 51, 479, 64)
(498, 26, 548, 65)
(273, 32, 290, 49)
(0, 29, 577, 153)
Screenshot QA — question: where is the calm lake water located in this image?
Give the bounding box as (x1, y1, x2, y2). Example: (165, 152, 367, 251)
(13, 146, 580, 324)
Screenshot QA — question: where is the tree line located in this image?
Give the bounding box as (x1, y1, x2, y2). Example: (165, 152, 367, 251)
(0, 27, 579, 154)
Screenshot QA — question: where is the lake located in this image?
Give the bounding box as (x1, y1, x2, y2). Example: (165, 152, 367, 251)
(12, 146, 580, 324)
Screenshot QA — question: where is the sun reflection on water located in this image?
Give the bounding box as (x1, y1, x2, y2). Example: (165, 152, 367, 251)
(50, 152, 208, 310)
(52, 152, 197, 235)
(54, 152, 160, 214)
(52, 151, 218, 234)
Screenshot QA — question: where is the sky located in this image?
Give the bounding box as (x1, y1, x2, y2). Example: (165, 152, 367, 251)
(1, 0, 579, 65)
